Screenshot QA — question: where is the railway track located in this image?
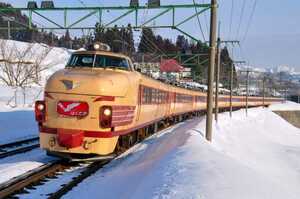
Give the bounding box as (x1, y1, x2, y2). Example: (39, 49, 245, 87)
(0, 121, 183, 198)
(0, 159, 109, 198)
(0, 137, 39, 159)
(0, 160, 68, 198)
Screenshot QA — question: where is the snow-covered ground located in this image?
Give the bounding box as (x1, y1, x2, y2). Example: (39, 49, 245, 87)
(269, 100, 300, 111)
(0, 85, 44, 143)
(0, 39, 70, 143)
(62, 107, 300, 199)
(0, 40, 299, 198)
(0, 149, 56, 184)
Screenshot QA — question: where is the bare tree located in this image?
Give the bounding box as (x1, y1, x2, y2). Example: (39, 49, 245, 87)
(0, 40, 58, 88)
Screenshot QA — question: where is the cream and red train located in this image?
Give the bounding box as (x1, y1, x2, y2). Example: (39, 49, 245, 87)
(35, 43, 282, 160)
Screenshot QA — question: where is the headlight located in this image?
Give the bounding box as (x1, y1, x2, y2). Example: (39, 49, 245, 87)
(103, 108, 112, 116)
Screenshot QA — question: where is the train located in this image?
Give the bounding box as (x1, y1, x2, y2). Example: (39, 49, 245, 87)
(35, 42, 282, 161)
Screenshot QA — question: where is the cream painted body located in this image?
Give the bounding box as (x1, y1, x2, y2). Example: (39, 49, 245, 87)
(39, 51, 281, 156)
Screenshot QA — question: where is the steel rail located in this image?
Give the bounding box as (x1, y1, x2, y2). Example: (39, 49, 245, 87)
(0, 161, 67, 198)
(48, 160, 110, 199)
(0, 137, 38, 149)
(0, 137, 40, 159)
(0, 143, 40, 159)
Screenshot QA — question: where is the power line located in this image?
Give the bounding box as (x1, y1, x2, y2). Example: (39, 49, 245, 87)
(192, 0, 206, 42)
(77, 0, 87, 7)
(228, 0, 234, 39)
(138, 6, 168, 58)
(201, 0, 209, 37)
(242, 0, 258, 42)
(236, 0, 247, 40)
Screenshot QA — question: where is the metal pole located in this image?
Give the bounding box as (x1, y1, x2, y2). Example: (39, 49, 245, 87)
(2, 16, 14, 40)
(246, 70, 249, 116)
(7, 20, 11, 40)
(206, 0, 217, 142)
(214, 22, 221, 122)
(262, 76, 265, 107)
(230, 62, 233, 117)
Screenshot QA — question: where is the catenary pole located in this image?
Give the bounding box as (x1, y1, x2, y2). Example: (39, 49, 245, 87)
(230, 61, 245, 117)
(214, 32, 221, 122)
(263, 76, 266, 107)
(215, 37, 239, 121)
(246, 70, 250, 116)
(206, 0, 217, 142)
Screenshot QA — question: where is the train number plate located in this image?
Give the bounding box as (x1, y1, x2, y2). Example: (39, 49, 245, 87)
(57, 101, 89, 117)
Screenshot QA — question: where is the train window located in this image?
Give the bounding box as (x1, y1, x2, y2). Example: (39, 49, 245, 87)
(142, 87, 152, 104)
(67, 54, 95, 67)
(67, 54, 129, 70)
(95, 55, 129, 70)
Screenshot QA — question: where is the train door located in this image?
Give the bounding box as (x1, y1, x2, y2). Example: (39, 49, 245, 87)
(165, 90, 171, 117)
(136, 85, 142, 122)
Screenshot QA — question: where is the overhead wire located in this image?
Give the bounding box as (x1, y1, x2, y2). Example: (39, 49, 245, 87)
(235, 0, 247, 40)
(228, 0, 234, 39)
(77, 0, 87, 7)
(192, 0, 206, 42)
(201, 0, 209, 38)
(242, 0, 258, 42)
(138, 5, 168, 58)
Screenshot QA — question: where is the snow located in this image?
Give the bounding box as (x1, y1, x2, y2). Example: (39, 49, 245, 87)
(0, 39, 70, 143)
(0, 149, 56, 184)
(269, 100, 300, 111)
(0, 40, 299, 198)
(17, 164, 89, 199)
(63, 107, 300, 199)
(0, 85, 41, 144)
(0, 39, 71, 85)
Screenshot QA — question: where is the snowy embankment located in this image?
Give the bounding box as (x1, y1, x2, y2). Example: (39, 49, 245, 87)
(63, 107, 300, 199)
(269, 100, 300, 111)
(0, 40, 70, 143)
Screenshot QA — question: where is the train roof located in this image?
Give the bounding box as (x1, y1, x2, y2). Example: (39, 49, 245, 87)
(72, 50, 131, 60)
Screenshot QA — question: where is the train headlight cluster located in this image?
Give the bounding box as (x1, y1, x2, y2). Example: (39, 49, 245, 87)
(103, 108, 112, 116)
(35, 100, 46, 122)
(37, 103, 45, 111)
(93, 43, 101, 50)
(93, 42, 111, 51)
(100, 106, 112, 128)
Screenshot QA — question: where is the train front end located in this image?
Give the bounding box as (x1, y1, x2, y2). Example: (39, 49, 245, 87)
(35, 44, 137, 161)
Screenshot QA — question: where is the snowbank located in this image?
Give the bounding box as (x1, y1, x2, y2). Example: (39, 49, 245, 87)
(0, 39, 71, 85)
(63, 107, 300, 199)
(269, 100, 300, 111)
(0, 40, 70, 142)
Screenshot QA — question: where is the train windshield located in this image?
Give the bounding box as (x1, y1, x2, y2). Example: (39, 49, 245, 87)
(67, 54, 129, 70)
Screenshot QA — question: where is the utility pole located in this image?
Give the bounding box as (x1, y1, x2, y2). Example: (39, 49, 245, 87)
(262, 76, 266, 107)
(245, 70, 250, 116)
(230, 61, 245, 117)
(239, 69, 262, 116)
(2, 16, 15, 40)
(206, 0, 217, 142)
(215, 24, 221, 123)
(215, 38, 239, 122)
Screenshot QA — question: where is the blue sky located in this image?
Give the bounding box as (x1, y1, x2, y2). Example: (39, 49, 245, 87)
(3, 0, 300, 71)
